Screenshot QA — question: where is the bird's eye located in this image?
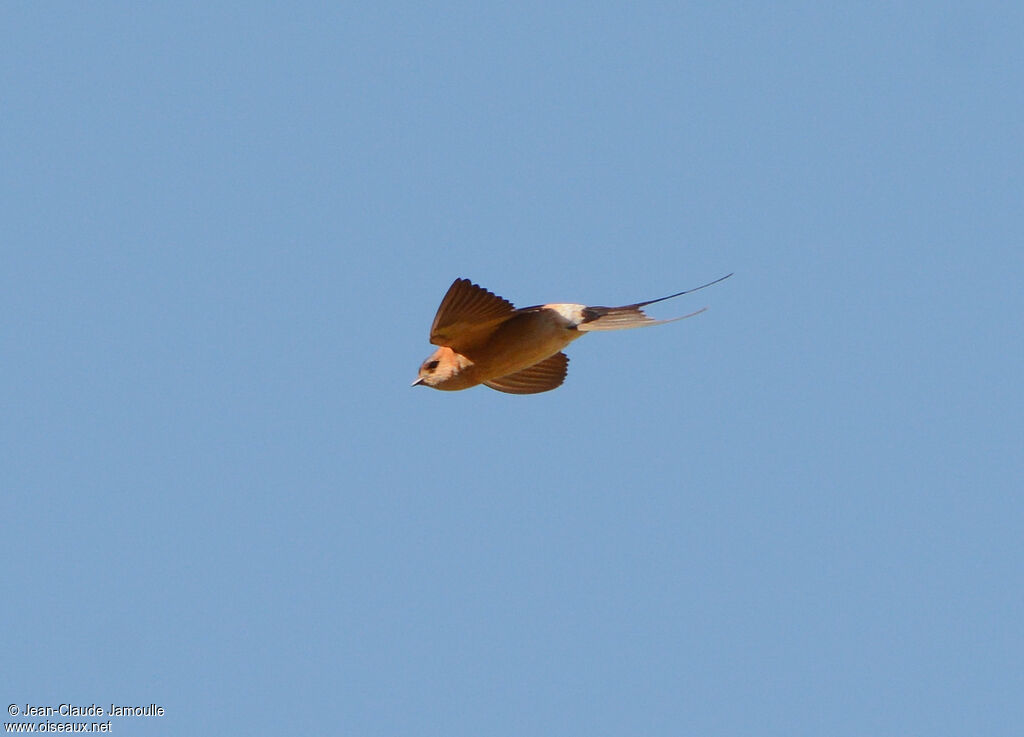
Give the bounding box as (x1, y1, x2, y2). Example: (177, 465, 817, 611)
(425, 360, 439, 372)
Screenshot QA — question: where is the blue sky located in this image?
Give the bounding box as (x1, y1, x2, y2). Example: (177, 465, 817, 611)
(3, 2, 1022, 735)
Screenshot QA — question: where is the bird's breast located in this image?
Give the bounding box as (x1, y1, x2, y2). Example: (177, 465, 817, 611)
(467, 308, 582, 380)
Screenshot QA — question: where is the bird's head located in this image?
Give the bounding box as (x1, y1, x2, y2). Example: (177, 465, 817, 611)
(412, 346, 471, 390)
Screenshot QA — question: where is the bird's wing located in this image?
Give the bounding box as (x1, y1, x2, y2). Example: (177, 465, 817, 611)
(429, 278, 517, 352)
(575, 273, 731, 332)
(484, 352, 568, 394)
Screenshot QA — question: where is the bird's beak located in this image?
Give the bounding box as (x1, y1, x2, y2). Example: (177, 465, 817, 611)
(411, 377, 425, 387)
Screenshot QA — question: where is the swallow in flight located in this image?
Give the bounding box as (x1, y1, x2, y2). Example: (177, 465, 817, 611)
(411, 274, 731, 394)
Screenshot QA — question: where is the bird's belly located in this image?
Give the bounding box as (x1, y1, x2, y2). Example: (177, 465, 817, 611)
(469, 313, 580, 379)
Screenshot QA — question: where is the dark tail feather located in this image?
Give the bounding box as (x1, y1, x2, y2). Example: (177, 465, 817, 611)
(577, 273, 731, 332)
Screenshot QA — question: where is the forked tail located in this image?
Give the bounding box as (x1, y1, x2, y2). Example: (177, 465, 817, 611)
(576, 273, 732, 331)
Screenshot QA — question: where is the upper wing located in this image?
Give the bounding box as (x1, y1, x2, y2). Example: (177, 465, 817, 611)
(484, 352, 569, 394)
(429, 278, 516, 352)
